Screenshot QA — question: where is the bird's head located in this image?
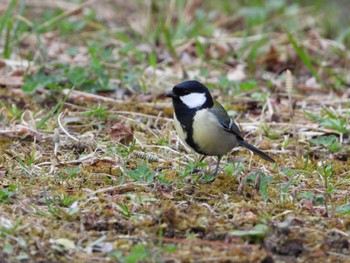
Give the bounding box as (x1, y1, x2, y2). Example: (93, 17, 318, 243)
(166, 80, 213, 109)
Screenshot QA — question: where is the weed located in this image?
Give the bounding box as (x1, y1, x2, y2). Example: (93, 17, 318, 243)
(122, 243, 149, 263)
(317, 161, 335, 215)
(59, 194, 78, 208)
(336, 204, 350, 215)
(224, 162, 246, 177)
(298, 191, 314, 200)
(305, 107, 349, 135)
(178, 162, 206, 180)
(44, 195, 60, 217)
(87, 44, 111, 91)
(8, 104, 22, 121)
(22, 70, 65, 93)
(65, 167, 82, 178)
(246, 171, 273, 201)
(117, 203, 131, 218)
(310, 135, 340, 152)
(156, 172, 169, 184)
(234, 80, 258, 95)
(67, 66, 87, 87)
(278, 168, 311, 204)
(127, 165, 154, 183)
(36, 91, 69, 130)
(82, 105, 109, 120)
(107, 140, 136, 158)
(0, 188, 15, 203)
(278, 178, 294, 204)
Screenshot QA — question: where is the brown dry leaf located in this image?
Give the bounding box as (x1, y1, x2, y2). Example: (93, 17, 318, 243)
(0, 76, 24, 87)
(257, 45, 287, 73)
(300, 199, 313, 210)
(109, 121, 133, 144)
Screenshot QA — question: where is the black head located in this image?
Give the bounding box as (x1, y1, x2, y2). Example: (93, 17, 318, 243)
(166, 80, 213, 109)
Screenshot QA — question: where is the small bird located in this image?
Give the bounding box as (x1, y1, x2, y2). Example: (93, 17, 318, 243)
(166, 80, 274, 181)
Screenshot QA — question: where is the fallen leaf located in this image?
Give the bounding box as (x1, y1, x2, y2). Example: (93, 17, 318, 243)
(0, 76, 24, 86)
(109, 121, 133, 144)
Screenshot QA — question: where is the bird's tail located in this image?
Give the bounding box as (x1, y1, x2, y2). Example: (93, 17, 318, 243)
(238, 140, 275, 163)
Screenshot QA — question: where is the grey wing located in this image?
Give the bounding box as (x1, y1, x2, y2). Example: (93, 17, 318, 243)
(209, 100, 244, 141)
(219, 118, 244, 141)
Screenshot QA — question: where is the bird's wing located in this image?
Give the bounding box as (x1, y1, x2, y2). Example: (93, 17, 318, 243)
(209, 100, 275, 163)
(209, 100, 244, 141)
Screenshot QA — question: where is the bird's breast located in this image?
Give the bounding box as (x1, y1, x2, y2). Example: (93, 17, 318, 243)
(192, 109, 238, 156)
(174, 113, 188, 142)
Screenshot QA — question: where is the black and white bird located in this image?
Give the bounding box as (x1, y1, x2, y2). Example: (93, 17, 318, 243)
(166, 80, 274, 181)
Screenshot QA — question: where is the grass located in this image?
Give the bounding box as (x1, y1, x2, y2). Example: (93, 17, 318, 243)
(0, 0, 350, 262)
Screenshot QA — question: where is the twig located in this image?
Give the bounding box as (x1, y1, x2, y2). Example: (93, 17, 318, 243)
(84, 182, 148, 196)
(53, 128, 60, 157)
(37, 152, 97, 167)
(58, 112, 79, 142)
(114, 110, 173, 121)
(63, 89, 125, 104)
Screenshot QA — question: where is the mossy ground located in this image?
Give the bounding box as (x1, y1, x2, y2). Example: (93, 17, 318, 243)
(0, 1, 350, 262)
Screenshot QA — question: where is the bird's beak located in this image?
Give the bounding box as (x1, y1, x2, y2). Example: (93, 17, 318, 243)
(165, 91, 177, 98)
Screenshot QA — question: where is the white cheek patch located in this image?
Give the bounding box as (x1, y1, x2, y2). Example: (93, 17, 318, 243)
(180, 93, 206, 109)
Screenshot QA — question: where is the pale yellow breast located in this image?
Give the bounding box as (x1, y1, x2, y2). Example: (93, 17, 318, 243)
(192, 109, 238, 156)
(174, 113, 189, 145)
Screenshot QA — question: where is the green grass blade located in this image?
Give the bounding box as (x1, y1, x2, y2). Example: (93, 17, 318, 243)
(285, 28, 321, 83)
(195, 38, 205, 60)
(322, 107, 338, 120)
(0, 0, 17, 36)
(0, 0, 17, 58)
(304, 111, 325, 123)
(4, 19, 12, 58)
(162, 25, 177, 59)
(36, 100, 64, 130)
(36, 88, 74, 130)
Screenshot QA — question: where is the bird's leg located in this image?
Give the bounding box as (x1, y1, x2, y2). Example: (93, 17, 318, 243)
(199, 155, 206, 163)
(190, 155, 206, 175)
(207, 155, 222, 183)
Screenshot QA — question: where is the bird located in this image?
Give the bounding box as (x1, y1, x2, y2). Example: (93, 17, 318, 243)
(166, 80, 275, 181)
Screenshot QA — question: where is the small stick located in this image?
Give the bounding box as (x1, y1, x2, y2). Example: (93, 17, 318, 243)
(58, 112, 79, 142)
